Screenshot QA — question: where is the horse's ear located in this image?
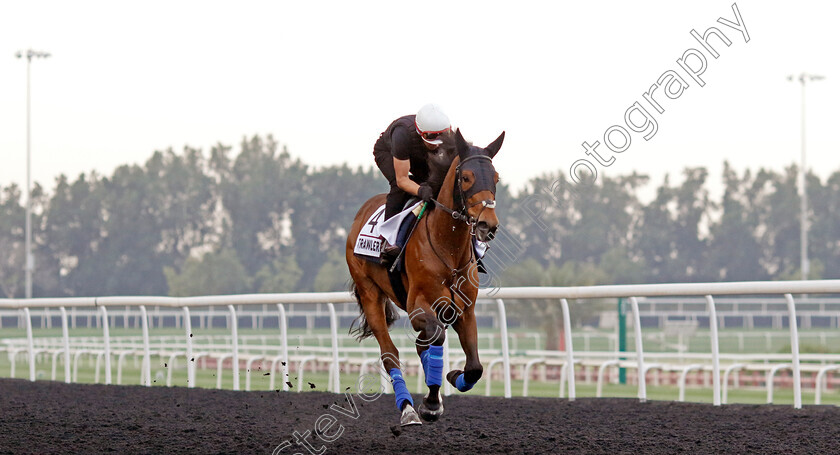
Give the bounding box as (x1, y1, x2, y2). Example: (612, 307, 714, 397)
(485, 131, 505, 158)
(455, 128, 469, 158)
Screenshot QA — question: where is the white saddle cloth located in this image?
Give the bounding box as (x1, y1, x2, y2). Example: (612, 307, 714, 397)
(353, 202, 421, 257)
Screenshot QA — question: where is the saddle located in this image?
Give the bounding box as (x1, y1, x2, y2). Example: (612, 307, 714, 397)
(350, 201, 422, 307)
(352, 201, 423, 267)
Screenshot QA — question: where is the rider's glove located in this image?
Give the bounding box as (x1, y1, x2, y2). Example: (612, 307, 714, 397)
(417, 183, 434, 202)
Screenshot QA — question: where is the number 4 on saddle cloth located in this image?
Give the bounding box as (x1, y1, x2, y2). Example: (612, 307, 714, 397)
(352, 202, 488, 272)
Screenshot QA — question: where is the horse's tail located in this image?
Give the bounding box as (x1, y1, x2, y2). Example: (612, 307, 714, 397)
(348, 279, 400, 341)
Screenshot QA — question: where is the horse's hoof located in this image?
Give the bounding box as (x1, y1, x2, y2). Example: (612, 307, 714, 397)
(400, 404, 422, 426)
(446, 370, 463, 388)
(418, 393, 444, 422)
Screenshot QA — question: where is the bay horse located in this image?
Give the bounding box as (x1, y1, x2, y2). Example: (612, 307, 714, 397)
(345, 129, 504, 426)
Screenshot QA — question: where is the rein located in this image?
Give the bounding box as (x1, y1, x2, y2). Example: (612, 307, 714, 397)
(424, 213, 474, 279)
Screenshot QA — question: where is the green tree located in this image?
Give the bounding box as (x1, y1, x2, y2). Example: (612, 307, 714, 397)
(219, 136, 307, 279)
(599, 246, 646, 284)
(805, 169, 840, 279)
(254, 254, 304, 293)
(43, 173, 105, 296)
(90, 164, 169, 295)
(164, 248, 250, 296)
(288, 164, 385, 290)
(18, 127, 840, 299)
(503, 259, 610, 349)
(707, 163, 769, 281)
(563, 173, 647, 265)
(0, 184, 25, 298)
(313, 249, 351, 292)
(755, 167, 800, 278)
(634, 168, 711, 283)
(508, 172, 646, 269)
(508, 173, 578, 265)
(145, 147, 217, 267)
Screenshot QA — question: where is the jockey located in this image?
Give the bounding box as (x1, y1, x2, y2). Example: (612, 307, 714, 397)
(373, 103, 451, 261)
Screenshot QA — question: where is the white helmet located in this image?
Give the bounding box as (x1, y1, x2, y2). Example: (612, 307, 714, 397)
(415, 103, 451, 145)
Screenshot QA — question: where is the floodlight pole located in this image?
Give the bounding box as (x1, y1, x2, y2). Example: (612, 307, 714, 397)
(788, 72, 824, 281)
(16, 49, 50, 299)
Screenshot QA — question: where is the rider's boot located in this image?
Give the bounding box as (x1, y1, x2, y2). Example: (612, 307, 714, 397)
(380, 241, 401, 265)
(379, 211, 417, 266)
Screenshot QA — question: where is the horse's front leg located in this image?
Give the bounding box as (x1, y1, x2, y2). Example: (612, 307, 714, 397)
(447, 307, 483, 392)
(407, 292, 447, 421)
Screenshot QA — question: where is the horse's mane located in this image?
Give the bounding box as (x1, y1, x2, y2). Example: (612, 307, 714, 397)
(425, 132, 459, 197)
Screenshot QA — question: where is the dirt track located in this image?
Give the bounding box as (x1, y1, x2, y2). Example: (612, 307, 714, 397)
(1, 379, 839, 454)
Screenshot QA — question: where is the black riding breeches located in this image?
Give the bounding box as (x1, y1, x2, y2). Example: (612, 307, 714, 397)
(384, 185, 412, 221)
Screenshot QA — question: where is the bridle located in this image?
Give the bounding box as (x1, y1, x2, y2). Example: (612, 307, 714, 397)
(430, 154, 496, 234)
(426, 154, 497, 277)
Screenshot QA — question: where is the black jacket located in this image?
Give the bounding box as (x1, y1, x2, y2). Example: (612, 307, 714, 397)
(373, 115, 430, 181)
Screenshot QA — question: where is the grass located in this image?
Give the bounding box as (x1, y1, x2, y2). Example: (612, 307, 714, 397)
(3, 325, 840, 406)
(5, 322, 839, 354)
(3, 356, 839, 407)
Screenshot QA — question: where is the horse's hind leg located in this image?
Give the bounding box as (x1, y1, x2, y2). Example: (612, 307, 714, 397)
(356, 281, 421, 425)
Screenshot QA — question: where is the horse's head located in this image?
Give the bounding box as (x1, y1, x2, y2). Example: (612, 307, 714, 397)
(453, 128, 504, 242)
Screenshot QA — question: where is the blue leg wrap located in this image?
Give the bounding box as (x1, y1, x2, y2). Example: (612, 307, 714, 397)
(422, 345, 444, 387)
(455, 372, 478, 392)
(389, 368, 413, 411)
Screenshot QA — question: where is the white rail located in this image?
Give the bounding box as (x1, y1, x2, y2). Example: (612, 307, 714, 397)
(4, 279, 840, 408)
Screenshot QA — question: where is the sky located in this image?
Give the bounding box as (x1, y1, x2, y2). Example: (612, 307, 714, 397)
(1, 1, 839, 201)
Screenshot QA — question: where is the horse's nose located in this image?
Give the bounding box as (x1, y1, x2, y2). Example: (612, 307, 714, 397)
(475, 221, 496, 242)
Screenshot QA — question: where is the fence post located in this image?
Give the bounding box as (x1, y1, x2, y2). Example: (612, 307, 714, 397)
(495, 298, 512, 398)
(327, 303, 340, 393)
(228, 304, 240, 391)
(784, 294, 802, 409)
(139, 305, 152, 386)
(23, 307, 35, 381)
(277, 304, 290, 391)
(99, 305, 112, 385)
(560, 298, 575, 401)
(705, 295, 721, 406)
(628, 297, 646, 402)
(618, 297, 627, 384)
(183, 306, 194, 388)
(59, 307, 71, 383)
